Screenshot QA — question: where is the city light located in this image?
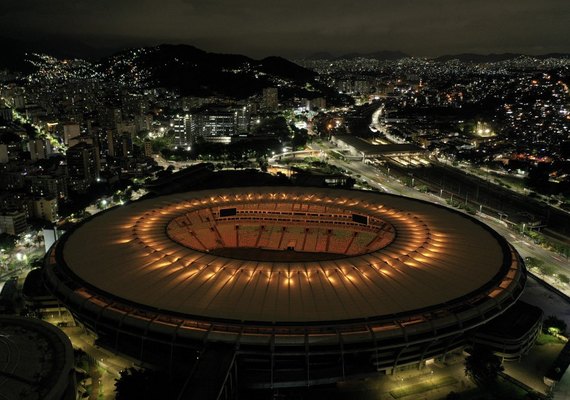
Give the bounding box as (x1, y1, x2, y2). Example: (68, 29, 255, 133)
(0, 10, 568, 398)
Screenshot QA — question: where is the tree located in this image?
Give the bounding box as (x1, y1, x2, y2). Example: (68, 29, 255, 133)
(115, 368, 153, 399)
(543, 315, 567, 336)
(538, 264, 556, 276)
(464, 346, 503, 388)
(29, 256, 44, 269)
(151, 136, 172, 153)
(257, 157, 268, 172)
(0, 233, 16, 251)
(291, 128, 309, 150)
(558, 274, 570, 285)
(115, 368, 181, 400)
(526, 165, 550, 191)
(525, 257, 556, 276)
(524, 257, 543, 270)
(253, 116, 291, 140)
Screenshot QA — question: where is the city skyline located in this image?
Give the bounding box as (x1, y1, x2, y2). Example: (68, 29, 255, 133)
(1, 0, 569, 58)
(1, 1, 569, 398)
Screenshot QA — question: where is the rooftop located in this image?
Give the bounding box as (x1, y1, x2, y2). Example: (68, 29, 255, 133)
(0, 316, 74, 400)
(333, 135, 422, 156)
(58, 187, 514, 324)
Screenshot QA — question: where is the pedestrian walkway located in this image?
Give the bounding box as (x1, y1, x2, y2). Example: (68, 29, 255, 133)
(45, 321, 138, 400)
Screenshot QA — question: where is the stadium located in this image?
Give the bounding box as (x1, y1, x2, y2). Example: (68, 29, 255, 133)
(44, 186, 526, 389)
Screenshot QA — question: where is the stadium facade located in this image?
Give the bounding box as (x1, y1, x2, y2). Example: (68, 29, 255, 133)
(44, 187, 526, 388)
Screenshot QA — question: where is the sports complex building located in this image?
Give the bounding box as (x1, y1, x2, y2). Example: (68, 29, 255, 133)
(44, 186, 527, 391)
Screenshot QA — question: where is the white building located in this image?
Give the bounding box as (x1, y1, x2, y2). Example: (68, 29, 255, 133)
(32, 197, 58, 222)
(0, 210, 28, 236)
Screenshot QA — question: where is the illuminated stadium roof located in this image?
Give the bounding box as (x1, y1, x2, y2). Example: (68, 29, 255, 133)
(58, 187, 513, 324)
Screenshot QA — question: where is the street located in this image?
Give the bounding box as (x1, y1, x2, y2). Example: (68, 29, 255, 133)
(308, 140, 570, 297)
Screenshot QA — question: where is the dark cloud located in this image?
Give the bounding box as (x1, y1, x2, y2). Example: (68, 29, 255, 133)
(0, 0, 568, 57)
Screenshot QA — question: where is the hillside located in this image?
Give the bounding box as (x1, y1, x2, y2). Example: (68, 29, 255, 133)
(99, 44, 318, 98)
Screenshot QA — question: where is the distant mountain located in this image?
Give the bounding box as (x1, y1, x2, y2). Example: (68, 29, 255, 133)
(434, 53, 522, 63)
(338, 50, 410, 60)
(434, 53, 570, 63)
(258, 56, 316, 81)
(539, 53, 570, 59)
(0, 35, 117, 73)
(100, 44, 318, 98)
(306, 50, 409, 61)
(0, 40, 340, 101)
(306, 52, 336, 60)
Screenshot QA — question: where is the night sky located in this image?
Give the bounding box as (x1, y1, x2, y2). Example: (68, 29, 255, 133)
(1, 0, 569, 58)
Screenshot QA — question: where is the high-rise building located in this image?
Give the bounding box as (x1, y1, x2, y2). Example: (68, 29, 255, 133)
(0, 144, 8, 164)
(0, 104, 12, 121)
(144, 140, 153, 157)
(28, 138, 52, 161)
(63, 123, 80, 145)
(0, 137, 22, 164)
(28, 175, 68, 200)
(11, 92, 25, 109)
(0, 209, 27, 235)
(135, 114, 153, 132)
(119, 133, 133, 158)
(116, 122, 137, 141)
(191, 108, 235, 142)
(66, 143, 100, 192)
(106, 130, 116, 157)
(262, 87, 279, 110)
(172, 115, 192, 148)
(307, 97, 327, 110)
(233, 106, 249, 133)
(113, 109, 122, 124)
(31, 197, 58, 222)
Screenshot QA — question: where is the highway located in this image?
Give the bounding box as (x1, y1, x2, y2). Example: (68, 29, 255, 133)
(370, 104, 385, 133)
(308, 140, 570, 297)
(363, 103, 570, 240)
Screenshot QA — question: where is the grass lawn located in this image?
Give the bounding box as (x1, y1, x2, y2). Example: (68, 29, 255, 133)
(536, 332, 566, 346)
(389, 376, 458, 398)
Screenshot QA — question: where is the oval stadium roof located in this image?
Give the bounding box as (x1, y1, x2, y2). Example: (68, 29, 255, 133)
(60, 187, 510, 324)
